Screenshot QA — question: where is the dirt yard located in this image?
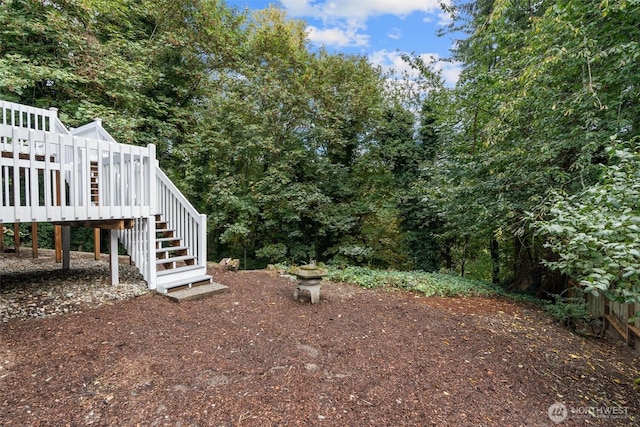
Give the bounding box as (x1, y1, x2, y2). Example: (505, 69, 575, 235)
(1, 262, 639, 426)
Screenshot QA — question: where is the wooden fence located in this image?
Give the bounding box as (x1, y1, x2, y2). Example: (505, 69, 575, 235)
(579, 290, 640, 350)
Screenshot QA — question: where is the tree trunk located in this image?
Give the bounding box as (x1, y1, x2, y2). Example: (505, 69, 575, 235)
(509, 236, 537, 292)
(244, 246, 247, 270)
(460, 238, 469, 277)
(535, 248, 570, 300)
(509, 235, 565, 296)
(442, 244, 452, 270)
(490, 238, 500, 284)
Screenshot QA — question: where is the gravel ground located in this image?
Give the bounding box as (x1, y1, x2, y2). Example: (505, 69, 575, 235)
(0, 249, 149, 323)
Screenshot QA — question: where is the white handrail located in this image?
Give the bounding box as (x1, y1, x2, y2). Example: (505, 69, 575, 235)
(0, 100, 69, 134)
(118, 165, 208, 289)
(156, 166, 199, 221)
(156, 166, 207, 272)
(0, 123, 155, 223)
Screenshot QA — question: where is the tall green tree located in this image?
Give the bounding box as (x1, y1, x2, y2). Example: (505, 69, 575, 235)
(373, 102, 440, 271)
(0, 0, 242, 159)
(175, 7, 398, 267)
(426, 0, 640, 290)
(4, 0, 481, 271)
(307, 50, 392, 265)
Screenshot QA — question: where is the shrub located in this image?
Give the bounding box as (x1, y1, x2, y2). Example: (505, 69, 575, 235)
(543, 292, 591, 332)
(326, 266, 500, 297)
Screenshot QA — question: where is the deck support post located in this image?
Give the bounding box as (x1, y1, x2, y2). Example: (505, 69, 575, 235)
(94, 228, 100, 260)
(61, 225, 70, 270)
(109, 229, 119, 286)
(54, 225, 62, 262)
(31, 222, 38, 259)
(13, 223, 19, 253)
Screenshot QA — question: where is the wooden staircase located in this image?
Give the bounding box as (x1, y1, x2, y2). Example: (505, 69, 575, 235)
(90, 161, 99, 206)
(153, 214, 212, 294)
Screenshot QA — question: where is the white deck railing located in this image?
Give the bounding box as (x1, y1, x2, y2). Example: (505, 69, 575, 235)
(118, 214, 157, 287)
(1, 100, 69, 134)
(117, 166, 207, 289)
(1, 99, 209, 290)
(0, 101, 155, 223)
(156, 166, 207, 274)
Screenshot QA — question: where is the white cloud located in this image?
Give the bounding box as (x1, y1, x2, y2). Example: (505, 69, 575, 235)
(280, 0, 446, 21)
(368, 49, 462, 87)
(436, 10, 454, 26)
(417, 8, 453, 25)
(307, 25, 369, 48)
(280, 0, 452, 51)
(369, 49, 415, 76)
(387, 27, 402, 40)
(434, 59, 462, 87)
(277, 0, 460, 83)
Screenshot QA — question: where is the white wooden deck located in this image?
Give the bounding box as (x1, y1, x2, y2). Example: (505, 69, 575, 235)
(0, 100, 210, 292)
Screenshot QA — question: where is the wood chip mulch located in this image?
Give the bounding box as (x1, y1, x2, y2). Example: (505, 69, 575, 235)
(1, 253, 639, 426)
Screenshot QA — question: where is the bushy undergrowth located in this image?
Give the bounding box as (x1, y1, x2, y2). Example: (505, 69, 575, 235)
(282, 264, 595, 331)
(542, 293, 592, 331)
(326, 266, 502, 298)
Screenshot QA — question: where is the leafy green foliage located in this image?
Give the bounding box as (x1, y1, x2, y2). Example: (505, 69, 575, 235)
(543, 293, 592, 331)
(534, 145, 640, 303)
(172, 7, 417, 267)
(416, 0, 640, 291)
(0, 0, 442, 270)
(255, 243, 288, 264)
(8, 0, 640, 304)
(0, 0, 241, 159)
(327, 266, 500, 297)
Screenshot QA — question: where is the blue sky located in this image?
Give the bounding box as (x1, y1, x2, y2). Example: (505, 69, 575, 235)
(226, 0, 463, 86)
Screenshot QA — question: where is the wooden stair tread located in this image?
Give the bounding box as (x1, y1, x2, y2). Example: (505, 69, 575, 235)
(156, 237, 181, 242)
(156, 245, 189, 253)
(156, 255, 196, 265)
